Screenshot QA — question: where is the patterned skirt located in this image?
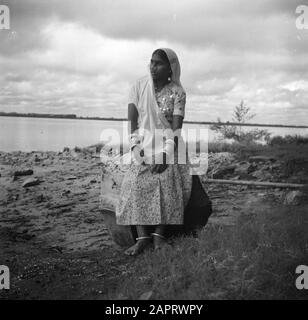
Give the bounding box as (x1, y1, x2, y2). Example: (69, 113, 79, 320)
(115, 159, 192, 225)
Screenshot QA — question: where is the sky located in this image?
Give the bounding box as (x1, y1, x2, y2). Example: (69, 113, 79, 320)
(0, 0, 307, 125)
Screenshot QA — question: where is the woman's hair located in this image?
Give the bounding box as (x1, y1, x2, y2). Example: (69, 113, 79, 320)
(152, 49, 171, 67)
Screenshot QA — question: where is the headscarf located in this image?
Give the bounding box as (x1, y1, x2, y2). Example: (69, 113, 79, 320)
(158, 48, 184, 90)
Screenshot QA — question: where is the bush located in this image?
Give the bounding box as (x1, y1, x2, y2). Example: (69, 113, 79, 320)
(210, 101, 271, 144)
(267, 135, 308, 146)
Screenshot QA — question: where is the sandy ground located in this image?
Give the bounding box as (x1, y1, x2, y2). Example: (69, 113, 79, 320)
(0, 150, 287, 299)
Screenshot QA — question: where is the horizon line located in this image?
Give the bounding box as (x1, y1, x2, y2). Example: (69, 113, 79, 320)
(0, 112, 307, 129)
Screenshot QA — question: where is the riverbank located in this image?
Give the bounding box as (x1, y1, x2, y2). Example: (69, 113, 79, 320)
(0, 144, 307, 299)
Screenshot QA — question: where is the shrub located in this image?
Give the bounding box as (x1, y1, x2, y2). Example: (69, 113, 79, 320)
(210, 101, 271, 144)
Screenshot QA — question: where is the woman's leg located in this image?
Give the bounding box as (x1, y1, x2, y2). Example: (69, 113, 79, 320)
(152, 225, 170, 250)
(124, 225, 152, 256)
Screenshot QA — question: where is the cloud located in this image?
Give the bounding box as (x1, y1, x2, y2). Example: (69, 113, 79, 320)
(0, 0, 307, 126)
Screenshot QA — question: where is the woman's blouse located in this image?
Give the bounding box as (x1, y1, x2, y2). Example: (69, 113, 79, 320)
(128, 80, 186, 124)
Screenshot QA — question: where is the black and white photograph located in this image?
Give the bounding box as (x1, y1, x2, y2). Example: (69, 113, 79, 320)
(0, 0, 307, 304)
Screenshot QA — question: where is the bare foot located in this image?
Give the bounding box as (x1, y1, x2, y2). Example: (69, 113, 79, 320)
(124, 238, 152, 256)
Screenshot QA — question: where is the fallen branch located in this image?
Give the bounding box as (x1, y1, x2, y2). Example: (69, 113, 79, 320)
(205, 179, 306, 189)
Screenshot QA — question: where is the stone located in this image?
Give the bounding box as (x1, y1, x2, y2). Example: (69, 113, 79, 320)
(251, 169, 273, 181)
(13, 169, 34, 177)
(284, 190, 307, 205)
(138, 291, 153, 300)
(67, 176, 77, 180)
(234, 162, 256, 176)
(249, 156, 276, 163)
(87, 147, 97, 154)
(22, 177, 42, 188)
(35, 194, 45, 203)
(212, 165, 236, 179)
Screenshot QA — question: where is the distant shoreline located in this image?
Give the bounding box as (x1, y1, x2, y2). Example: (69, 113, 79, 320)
(0, 112, 308, 128)
(0, 112, 126, 122)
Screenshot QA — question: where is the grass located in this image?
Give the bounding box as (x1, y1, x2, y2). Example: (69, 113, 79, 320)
(206, 140, 308, 164)
(95, 135, 308, 300)
(105, 203, 308, 300)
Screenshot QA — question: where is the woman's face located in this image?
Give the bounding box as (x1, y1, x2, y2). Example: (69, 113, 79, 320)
(150, 53, 171, 82)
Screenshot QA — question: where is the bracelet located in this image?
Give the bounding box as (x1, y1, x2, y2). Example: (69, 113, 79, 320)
(131, 144, 145, 164)
(163, 139, 175, 156)
(165, 139, 176, 146)
(129, 133, 142, 150)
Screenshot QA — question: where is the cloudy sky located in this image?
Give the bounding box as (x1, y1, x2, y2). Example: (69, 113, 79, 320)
(0, 0, 307, 125)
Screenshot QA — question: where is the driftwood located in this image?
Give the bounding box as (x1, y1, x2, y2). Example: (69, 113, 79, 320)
(205, 178, 305, 189)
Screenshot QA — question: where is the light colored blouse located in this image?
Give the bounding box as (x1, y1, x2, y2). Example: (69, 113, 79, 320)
(126, 76, 187, 164)
(128, 79, 186, 124)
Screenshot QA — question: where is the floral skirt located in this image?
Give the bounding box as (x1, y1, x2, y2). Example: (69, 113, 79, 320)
(115, 161, 192, 225)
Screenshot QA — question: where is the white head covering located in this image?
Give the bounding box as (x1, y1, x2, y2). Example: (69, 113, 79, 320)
(159, 48, 184, 90)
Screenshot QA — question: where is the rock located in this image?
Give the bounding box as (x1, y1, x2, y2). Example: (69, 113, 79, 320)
(35, 194, 45, 203)
(288, 176, 302, 184)
(231, 175, 240, 180)
(234, 162, 256, 176)
(87, 147, 97, 154)
(22, 177, 42, 188)
(63, 147, 70, 152)
(212, 165, 236, 179)
(61, 190, 71, 196)
(49, 201, 75, 210)
(251, 170, 273, 181)
(249, 156, 276, 163)
(13, 169, 34, 177)
(67, 176, 77, 180)
(138, 291, 153, 300)
(284, 190, 307, 205)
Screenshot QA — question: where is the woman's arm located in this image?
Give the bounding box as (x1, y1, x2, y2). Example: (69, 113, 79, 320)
(128, 103, 145, 164)
(128, 103, 139, 134)
(172, 115, 184, 151)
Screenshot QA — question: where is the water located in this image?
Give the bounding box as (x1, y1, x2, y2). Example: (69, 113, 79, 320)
(0, 116, 307, 152)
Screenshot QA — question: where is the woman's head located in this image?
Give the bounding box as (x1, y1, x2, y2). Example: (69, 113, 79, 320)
(150, 49, 172, 82)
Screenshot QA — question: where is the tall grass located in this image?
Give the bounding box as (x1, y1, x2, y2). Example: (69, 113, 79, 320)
(106, 204, 308, 300)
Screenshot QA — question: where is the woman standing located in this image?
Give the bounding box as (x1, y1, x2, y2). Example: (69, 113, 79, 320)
(116, 48, 206, 256)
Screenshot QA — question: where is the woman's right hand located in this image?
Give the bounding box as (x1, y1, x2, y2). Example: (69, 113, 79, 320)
(131, 145, 145, 165)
